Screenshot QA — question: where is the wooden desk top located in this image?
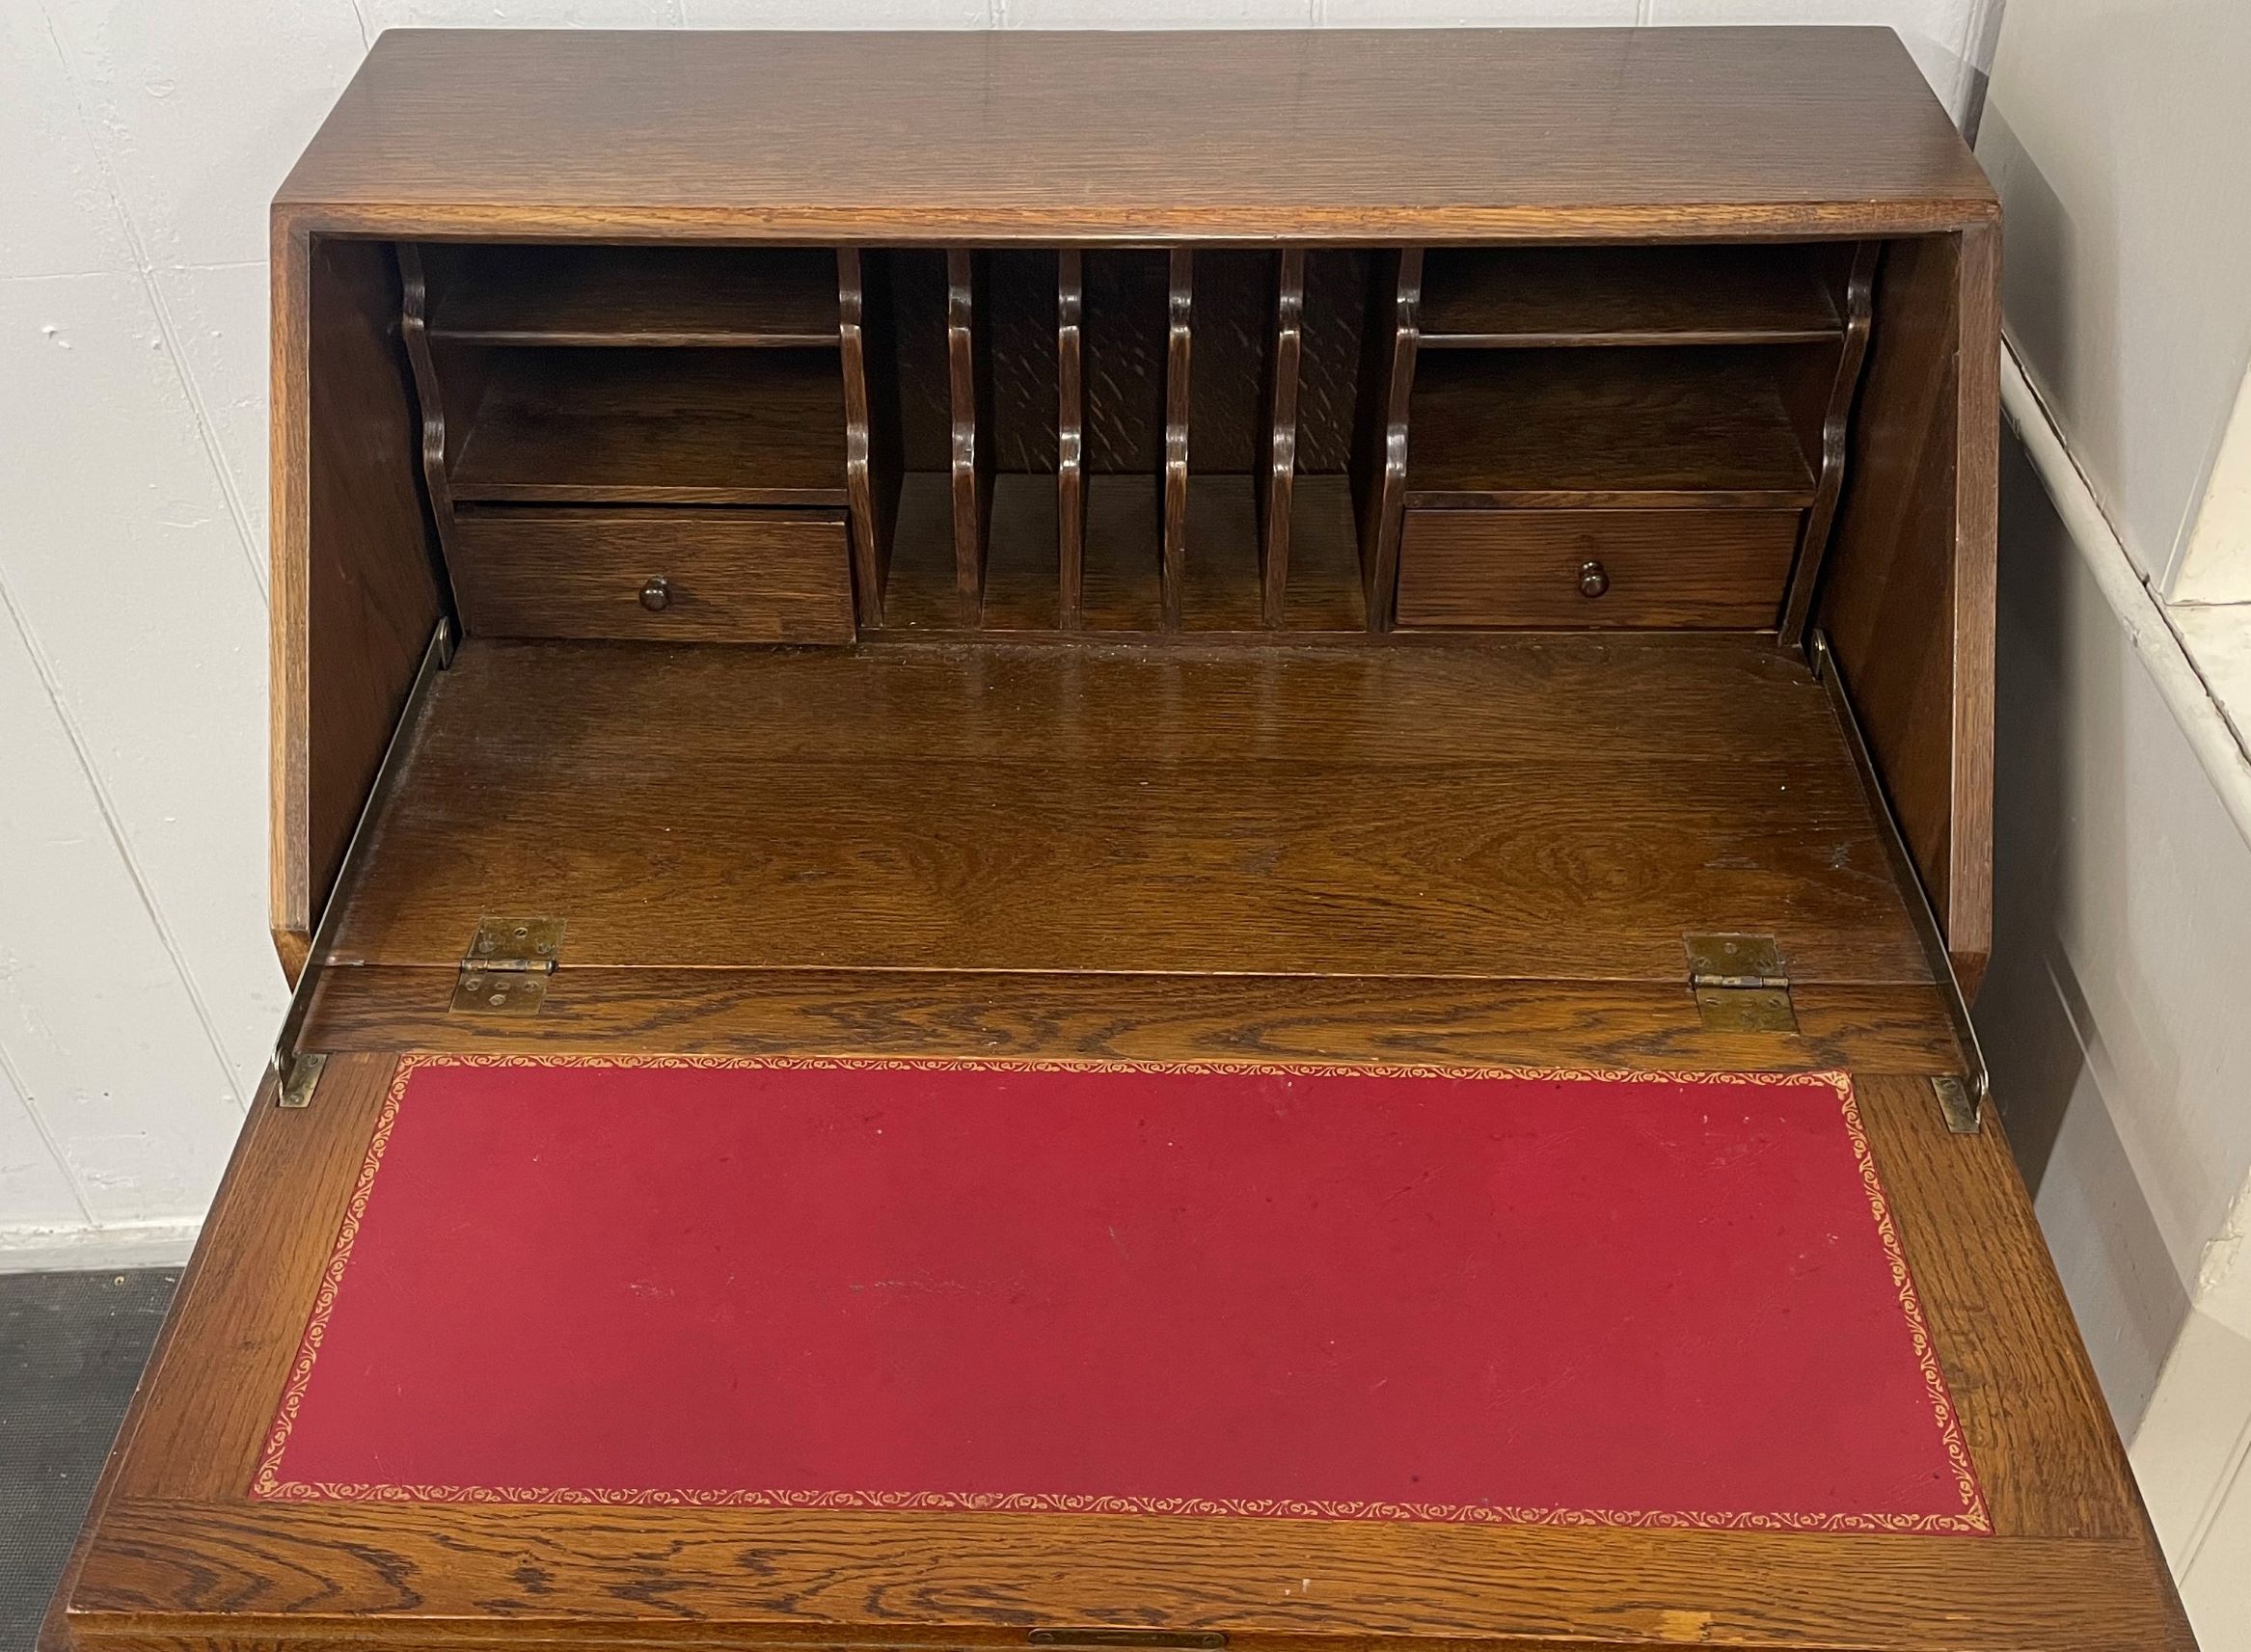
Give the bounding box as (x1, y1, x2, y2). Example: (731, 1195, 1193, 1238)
(275, 26, 1996, 242)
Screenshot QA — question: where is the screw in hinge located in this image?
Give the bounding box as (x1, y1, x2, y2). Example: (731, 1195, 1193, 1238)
(277, 1051, 328, 1110)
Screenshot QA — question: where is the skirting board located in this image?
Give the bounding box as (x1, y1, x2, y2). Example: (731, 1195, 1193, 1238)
(0, 1219, 201, 1273)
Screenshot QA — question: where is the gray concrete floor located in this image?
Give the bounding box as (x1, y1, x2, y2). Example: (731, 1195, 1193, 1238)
(0, 1269, 176, 1652)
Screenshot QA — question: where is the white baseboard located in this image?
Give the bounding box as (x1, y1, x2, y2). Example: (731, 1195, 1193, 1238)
(0, 1218, 202, 1272)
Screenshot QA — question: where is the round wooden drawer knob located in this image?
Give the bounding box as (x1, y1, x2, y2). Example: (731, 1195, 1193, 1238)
(639, 576, 671, 612)
(1578, 559, 1611, 599)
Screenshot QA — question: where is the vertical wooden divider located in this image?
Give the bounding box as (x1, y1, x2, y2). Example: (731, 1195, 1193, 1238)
(1057, 249, 1087, 629)
(1779, 240, 1880, 648)
(393, 244, 466, 625)
(1160, 248, 1194, 631)
(1349, 248, 1422, 633)
(839, 248, 902, 632)
(1257, 249, 1306, 629)
(946, 249, 995, 624)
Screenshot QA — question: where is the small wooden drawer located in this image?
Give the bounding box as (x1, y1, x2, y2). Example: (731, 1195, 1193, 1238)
(450, 507, 854, 643)
(1395, 508, 1801, 629)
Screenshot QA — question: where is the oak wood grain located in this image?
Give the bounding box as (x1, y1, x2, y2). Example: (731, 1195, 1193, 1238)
(268, 234, 446, 962)
(1057, 250, 1087, 628)
(1406, 347, 1819, 507)
(1779, 242, 1880, 646)
(1395, 508, 1800, 629)
(1349, 251, 1418, 631)
(1161, 249, 1194, 631)
(427, 243, 840, 347)
(1817, 230, 1997, 991)
(1419, 243, 1843, 347)
(1854, 1075, 2141, 1540)
(219, 30, 2143, 1652)
(315, 636, 1930, 985)
(69, 1495, 2189, 1652)
(1294, 251, 1369, 475)
(393, 246, 465, 610)
(106, 1056, 402, 1507)
(448, 347, 847, 505)
(947, 250, 994, 618)
(303, 966, 1963, 1075)
(60, 1069, 2189, 1652)
(839, 246, 902, 628)
(1258, 249, 1306, 626)
(274, 29, 1996, 243)
(447, 507, 854, 643)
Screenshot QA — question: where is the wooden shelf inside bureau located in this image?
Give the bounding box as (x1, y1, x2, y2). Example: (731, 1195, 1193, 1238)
(1418, 244, 1844, 348)
(1405, 346, 1820, 508)
(447, 346, 848, 504)
(429, 244, 841, 347)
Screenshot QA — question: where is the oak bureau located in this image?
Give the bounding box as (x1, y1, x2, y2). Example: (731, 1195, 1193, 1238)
(43, 25, 2198, 1652)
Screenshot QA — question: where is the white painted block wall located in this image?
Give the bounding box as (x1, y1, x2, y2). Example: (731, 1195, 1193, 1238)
(1975, 4, 2251, 1639)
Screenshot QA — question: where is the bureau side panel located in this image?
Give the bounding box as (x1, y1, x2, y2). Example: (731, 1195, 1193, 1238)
(270, 228, 445, 976)
(1817, 229, 1998, 996)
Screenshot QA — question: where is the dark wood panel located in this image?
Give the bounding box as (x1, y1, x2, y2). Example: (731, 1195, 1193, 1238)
(979, 472, 1064, 632)
(1187, 249, 1276, 475)
(880, 477, 1369, 640)
(1057, 250, 1086, 627)
(1083, 250, 1168, 474)
(985, 249, 1061, 474)
(889, 250, 953, 473)
(322, 637, 1928, 984)
(1779, 242, 1880, 645)
(277, 29, 1996, 242)
(1257, 248, 1305, 625)
(107, 1057, 399, 1505)
(1161, 248, 1194, 630)
(871, 472, 956, 631)
(448, 507, 854, 643)
(1407, 347, 1819, 506)
(1420, 244, 1843, 347)
(269, 234, 446, 969)
(427, 243, 839, 346)
(63, 1063, 2187, 1651)
(1284, 474, 1368, 632)
(68, 1500, 2190, 1652)
(1817, 230, 1997, 991)
(448, 346, 848, 503)
(28, 1054, 396, 1652)
(1855, 1076, 2142, 1541)
(393, 246, 465, 601)
(1396, 508, 1800, 629)
(1179, 475, 1264, 632)
(947, 250, 995, 618)
(1350, 249, 1419, 630)
(1080, 473, 1166, 631)
(838, 247, 903, 630)
(1295, 249, 1369, 474)
(305, 966, 1962, 1075)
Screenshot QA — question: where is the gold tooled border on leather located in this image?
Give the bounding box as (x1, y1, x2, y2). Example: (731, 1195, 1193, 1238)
(252, 1054, 1990, 1534)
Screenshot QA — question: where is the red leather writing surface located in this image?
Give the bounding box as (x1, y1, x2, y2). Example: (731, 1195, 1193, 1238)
(256, 1056, 1985, 1531)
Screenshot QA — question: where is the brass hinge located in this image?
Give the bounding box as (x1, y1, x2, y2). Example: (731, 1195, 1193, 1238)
(1684, 933, 1799, 1033)
(276, 1051, 328, 1110)
(451, 916, 565, 1016)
